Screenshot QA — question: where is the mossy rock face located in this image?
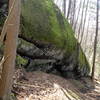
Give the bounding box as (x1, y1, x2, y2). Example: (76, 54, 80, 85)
(20, 0, 90, 76)
(21, 0, 76, 49)
(0, 0, 90, 76)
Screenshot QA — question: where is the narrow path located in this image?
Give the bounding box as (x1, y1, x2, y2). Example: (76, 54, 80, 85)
(13, 69, 100, 100)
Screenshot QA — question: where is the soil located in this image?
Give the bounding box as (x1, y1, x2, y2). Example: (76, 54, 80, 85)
(13, 68, 100, 100)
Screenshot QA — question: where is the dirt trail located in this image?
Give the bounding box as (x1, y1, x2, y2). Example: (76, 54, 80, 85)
(13, 69, 100, 100)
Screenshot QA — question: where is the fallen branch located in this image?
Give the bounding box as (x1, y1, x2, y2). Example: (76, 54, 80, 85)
(14, 82, 42, 88)
(14, 82, 56, 91)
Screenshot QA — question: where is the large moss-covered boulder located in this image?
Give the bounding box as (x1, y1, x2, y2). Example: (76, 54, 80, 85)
(20, 0, 90, 76)
(0, 0, 90, 77)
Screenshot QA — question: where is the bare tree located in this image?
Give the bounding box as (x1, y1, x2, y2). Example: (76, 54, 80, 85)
(74, 0, 82, 31)
(78, 0, 85, 40)
(63, 0, 66, 17)
(67, 0, 71, 19)
(84, 16, 90, 52)
(71, 0, 76, 26)
(0, 0, 21, 99)
(80, 0, 89, 44)
(91, 0, 99, 81)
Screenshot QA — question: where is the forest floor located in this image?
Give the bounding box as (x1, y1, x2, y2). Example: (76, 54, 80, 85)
(12, 68, 100, 100)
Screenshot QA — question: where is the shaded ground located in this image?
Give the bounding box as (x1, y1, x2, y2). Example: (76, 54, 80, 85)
(13, 69, 100, 100)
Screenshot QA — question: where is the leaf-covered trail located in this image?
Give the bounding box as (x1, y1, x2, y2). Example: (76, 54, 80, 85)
(13, 69, 100, 100)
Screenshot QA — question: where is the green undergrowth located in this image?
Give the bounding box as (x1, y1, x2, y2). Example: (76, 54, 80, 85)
(16, 55, 28, 67)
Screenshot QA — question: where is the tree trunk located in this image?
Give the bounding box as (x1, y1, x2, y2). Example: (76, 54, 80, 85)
(80, 0, 89, 44)
(67, 0, 71, 19)
(84, 16, 90, 52)
(63, 0, 66, 17)
(71, 0, 76, 27)
(0, 0, 21, 99)
(78, 0, 85, 40)
(91, 0, 99, 81)
(74, 0, 82, 31)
